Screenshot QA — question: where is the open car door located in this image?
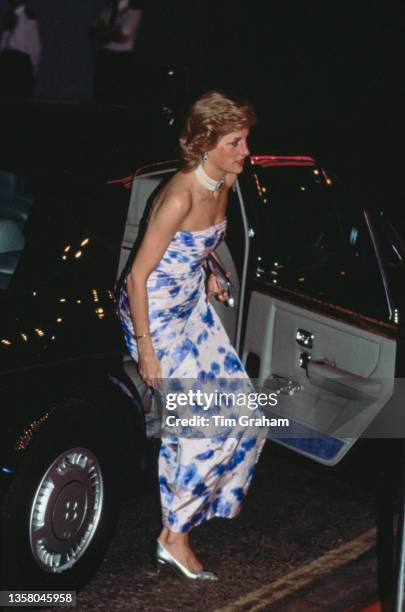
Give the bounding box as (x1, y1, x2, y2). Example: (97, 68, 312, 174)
(241, 191, 398, 465)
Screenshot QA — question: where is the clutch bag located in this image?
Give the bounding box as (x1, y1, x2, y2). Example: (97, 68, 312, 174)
(206, 254, 235, 308)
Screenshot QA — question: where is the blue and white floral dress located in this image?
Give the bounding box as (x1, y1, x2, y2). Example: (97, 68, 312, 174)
(118, 219, 266, 532)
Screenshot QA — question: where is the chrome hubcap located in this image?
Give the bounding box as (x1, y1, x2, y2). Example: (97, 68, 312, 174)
(29, 447, 104, 574)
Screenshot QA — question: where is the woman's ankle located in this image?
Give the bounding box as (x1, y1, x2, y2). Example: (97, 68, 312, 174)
(158, 527, 169, 543)
(161, 530, 189, 547)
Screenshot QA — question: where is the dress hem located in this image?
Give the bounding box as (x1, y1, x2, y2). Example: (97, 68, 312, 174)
(162, 508, 242, 533)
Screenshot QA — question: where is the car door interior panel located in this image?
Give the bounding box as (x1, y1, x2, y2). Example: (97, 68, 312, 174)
(242, 290, 396, 465)
(118, 173, 167, 278)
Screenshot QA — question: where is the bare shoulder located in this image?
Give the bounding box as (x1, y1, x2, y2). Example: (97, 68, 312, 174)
(161, 189, 192, 218)
(149, 174, 192, 226)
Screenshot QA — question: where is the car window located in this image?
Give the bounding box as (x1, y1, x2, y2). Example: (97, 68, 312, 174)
(0, 169, 34, 290)
(370, 209, 405, 312)
(258, 196, 389, 321)
(372, 210, 405, 266)
(252, 164, 331, 197)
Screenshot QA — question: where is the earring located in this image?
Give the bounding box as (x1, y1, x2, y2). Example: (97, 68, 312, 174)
(202, 151, 209, 162)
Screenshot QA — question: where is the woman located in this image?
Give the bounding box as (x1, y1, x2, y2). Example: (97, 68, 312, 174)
(118, 91, 267, 580)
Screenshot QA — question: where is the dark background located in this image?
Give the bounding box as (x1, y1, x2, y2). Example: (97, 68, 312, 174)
(0, 0, 396, 186)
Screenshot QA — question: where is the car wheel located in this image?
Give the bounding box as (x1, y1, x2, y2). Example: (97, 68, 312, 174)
(1, 416, 121, 591)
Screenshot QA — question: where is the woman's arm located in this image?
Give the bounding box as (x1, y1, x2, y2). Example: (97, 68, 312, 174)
(207, 249, 224, 268)
(126, 192, 191, 386)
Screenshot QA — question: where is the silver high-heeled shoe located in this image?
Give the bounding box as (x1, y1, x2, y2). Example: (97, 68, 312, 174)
(155, 542, 218, 581)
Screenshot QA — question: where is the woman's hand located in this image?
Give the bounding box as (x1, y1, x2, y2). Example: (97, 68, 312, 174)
(138, 346, 162, 388)
(207, 272, 229, 303)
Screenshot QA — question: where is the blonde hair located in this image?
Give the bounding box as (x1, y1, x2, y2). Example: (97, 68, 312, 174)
(179, 91, 256, 170)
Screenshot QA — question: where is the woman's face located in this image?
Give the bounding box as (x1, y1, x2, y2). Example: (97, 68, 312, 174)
(209, 128, 250, 174)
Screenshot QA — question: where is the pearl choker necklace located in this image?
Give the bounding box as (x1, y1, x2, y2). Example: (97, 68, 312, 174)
(194, 164, 225, 192)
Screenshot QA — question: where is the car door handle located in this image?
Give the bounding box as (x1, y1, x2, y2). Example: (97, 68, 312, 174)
(307, 360, 382, 402)
(296, 329, 314, 348)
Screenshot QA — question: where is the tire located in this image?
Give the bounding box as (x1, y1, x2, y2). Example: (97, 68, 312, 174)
(1, 413, 121, 591)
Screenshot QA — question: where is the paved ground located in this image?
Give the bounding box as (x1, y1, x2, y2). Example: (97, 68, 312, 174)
(65, 440, 387, 611)
(267, 549, 378, 611)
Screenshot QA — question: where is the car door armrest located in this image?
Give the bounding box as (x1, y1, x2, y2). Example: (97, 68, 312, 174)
(307, 360, 382, 402)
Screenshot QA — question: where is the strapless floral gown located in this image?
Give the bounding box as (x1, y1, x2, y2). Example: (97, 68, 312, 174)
(118, 219, 266, 532)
